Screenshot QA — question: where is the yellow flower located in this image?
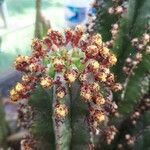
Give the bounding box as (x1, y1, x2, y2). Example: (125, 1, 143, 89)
(86, 45, 99, 57)
(56, 86, 66, 99)
(95, 96, 105, 105)
(100, 47, 110, 57)
(56, 90, 65, 99)
(10, 89, 20, 102)
(81, 90, 92, 101)
(82, 93, 92, 100)
(15, 56, 30, 64)
(94, 111, 105, 122)
(67, 73, 76, 82)
(97, 72, 107, 82)
(91, 34, 102, 46)
(22, 75, 31, 83)
(65, 70, 77, 83)
(47, 28, 52, 34)
(40, 77, 53, 89)
(55, 104, 68, 118)
(75, 25, 84, 33)
(29, 63, 37, 72)
(89, 60, 100, 70)
(53, 58, 64, 66)
(15, 83, 24, 93)
(103, 68, 110, 75)
(108, 54, 117, 65)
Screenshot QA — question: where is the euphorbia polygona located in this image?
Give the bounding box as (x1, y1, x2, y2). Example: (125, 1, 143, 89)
(10, 26, 122, 148)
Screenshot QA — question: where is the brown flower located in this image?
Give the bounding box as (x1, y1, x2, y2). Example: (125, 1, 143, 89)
(53, 57, 65, 72)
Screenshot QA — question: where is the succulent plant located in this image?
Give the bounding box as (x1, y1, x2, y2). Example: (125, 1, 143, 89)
(10, 25, 122, 149)
(9, 0, 150, 149)
(94, 0, 150, 149)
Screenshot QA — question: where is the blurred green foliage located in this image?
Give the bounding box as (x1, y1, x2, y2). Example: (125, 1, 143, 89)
(6, 0, 63, 15)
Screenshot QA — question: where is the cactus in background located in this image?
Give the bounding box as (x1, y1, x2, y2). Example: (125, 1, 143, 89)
(10, 26, 122, 149)
(95, 0, 150, 149)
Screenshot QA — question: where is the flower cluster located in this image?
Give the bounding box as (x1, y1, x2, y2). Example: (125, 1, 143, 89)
(123, 33, 150, 75)
(116, 96, 150, 149)
(130, 97, 150, 125)
(10, 26, 121, 128)
(103, 125, 118, 144)
(10, 76, 38, 102)
(105, 0, 128, 48)
(124, 134, 135, 146)
(106, 23, 119, 48)
(117, 134, 135, 149)
(85, 0, 97, 34)
(108, 0, 126, 16)
(131, 33, 150, 52)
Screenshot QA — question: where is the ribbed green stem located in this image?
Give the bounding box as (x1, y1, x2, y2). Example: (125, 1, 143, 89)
(53, 73, 71, 150)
